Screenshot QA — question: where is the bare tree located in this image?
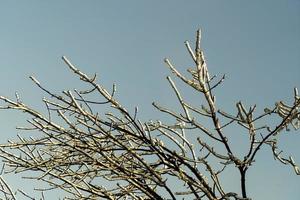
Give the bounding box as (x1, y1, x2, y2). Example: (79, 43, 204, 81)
(0, 30, 299, 200)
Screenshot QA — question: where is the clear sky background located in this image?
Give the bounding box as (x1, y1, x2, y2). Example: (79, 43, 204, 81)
(0, 1, 299, 199)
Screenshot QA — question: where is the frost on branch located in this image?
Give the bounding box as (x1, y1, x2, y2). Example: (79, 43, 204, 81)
(274, 87, 300, 130)
(0, 30, 298, 200)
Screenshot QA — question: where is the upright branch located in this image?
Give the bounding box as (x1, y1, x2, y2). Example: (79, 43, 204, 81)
(0, 30, 298, 200)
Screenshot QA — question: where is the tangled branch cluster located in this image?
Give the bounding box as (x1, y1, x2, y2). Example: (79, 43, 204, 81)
(0, 30, 299, 199)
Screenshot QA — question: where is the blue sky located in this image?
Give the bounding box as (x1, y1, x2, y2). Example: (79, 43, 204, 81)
(0, 1, 299, 199)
